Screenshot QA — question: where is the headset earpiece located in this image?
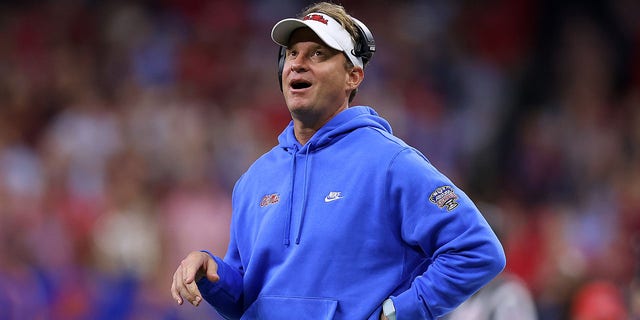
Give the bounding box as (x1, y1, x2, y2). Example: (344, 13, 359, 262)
(277, 46, 286, 92)
(349, 16, 376, 66)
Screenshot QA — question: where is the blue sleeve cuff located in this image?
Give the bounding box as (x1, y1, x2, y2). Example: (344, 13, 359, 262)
(392, 290, 432, 320)
(196, 250, 221, 294)
(196, 250, 243, 307)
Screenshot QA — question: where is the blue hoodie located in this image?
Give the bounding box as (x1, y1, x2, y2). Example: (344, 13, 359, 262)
(197, 106, 505, 319)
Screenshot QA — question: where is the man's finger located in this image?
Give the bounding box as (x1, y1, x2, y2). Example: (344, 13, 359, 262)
(176, 266, 200, 305)
(206, 257, 221, 282)
(181, 258, 198, 284)
(172, 251, 212, 307)
(171, 269, 183, 305)
(184, 279, 202, 306)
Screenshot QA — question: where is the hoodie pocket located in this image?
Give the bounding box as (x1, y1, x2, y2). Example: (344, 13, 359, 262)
(241, 296, 338, 320)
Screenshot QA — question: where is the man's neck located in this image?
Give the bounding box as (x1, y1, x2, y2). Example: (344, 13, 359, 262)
(294, 127, 316, 146)
(292, 105, 349, 145)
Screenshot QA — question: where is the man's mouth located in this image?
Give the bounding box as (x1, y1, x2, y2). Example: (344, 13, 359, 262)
(290, 80, 312, 90)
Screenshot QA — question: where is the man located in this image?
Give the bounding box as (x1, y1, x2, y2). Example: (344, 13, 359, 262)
(171, 2, 506, 319)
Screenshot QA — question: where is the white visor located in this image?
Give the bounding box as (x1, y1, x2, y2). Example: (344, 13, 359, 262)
(271, 12, 363, 68)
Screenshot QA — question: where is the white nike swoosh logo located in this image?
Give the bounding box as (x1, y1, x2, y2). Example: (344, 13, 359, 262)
(324, 195, 344, 202)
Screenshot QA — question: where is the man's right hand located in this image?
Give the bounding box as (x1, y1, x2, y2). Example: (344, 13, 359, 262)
(171, 251, 220, 306)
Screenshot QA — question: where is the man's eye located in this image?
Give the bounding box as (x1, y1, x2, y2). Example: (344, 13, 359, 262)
(313, 50, 323, 56)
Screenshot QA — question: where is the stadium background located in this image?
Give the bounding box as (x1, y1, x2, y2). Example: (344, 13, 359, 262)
(0, 0, 638, 318)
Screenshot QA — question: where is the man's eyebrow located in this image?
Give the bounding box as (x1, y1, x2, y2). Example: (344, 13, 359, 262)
(286, 42, 332, 51)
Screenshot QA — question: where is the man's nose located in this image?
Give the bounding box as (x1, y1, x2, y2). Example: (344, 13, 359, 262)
(289, 54, 308, 73)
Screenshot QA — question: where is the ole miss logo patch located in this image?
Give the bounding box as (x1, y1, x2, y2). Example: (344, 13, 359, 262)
(429, 186, 459, 211)
(260, 193, 280, 207)
(303, 14, 328, 25)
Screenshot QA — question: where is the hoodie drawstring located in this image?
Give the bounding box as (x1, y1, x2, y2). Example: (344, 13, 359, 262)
(283, 146, 297, 246)
(283, 144, 313, 246)
(295, 146, 312, 244)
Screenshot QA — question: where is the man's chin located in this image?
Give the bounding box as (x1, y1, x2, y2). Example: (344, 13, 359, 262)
(288, 104, 320, 122)
(285, 97, 312, 113)
(288, 105, 313, 116)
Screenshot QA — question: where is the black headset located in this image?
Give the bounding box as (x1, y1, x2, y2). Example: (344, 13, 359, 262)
(277, 15, 376, 91)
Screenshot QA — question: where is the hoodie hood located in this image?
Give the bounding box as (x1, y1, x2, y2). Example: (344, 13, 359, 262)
(277, 106, 392, 152)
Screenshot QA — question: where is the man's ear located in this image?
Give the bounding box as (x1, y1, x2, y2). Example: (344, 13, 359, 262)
(346, 66, 364, 91)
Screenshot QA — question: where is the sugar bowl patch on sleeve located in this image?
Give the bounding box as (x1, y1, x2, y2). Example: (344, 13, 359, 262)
(429, 185, 459, 211)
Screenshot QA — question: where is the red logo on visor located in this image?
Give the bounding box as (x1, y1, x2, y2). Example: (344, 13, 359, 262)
(303, 14, 328, 25)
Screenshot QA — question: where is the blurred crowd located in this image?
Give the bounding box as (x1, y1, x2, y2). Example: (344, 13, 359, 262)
(0, 0, 639, 319)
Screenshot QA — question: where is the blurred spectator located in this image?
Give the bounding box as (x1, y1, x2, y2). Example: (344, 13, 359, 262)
(445, 274, 538, 320)
(571, 280, 628, 320)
